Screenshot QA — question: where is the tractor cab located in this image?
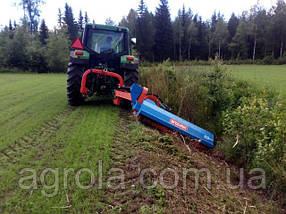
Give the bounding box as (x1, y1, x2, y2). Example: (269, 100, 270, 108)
(84, 25, 127, 55)
(70, 24, 135, 70)
(79, 24, 131, 69)
(67, 24, 138, 106)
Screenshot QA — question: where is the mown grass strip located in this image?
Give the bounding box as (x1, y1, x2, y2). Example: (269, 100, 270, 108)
(0, 73, 120, 213)
(0, 74, 61, 97)
(0, 74, 67, 150)
(0, 104, 119, 213)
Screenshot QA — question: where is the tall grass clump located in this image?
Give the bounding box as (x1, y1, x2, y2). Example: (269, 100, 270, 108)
(139, 58, 286, 195)
(140, 57, 246, 133)
(222, 94, 286, 192)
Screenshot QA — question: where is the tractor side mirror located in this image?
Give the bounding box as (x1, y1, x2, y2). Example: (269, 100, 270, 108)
(131, 38, 136, 46)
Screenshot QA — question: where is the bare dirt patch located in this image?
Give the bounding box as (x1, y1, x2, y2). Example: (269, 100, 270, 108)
(102, 109, 283, 213)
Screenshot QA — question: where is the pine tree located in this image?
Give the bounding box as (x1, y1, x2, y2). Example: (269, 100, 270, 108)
(154, 0, 173, 61)
(181, 6, 192, 59)
(119, 17, 128, 28)
(230, 17, 250, 59)
(39, 19, 48, 45)
(209, 11, 218, 57)
(9, 20, 13, 31)
(63, 3, 78, 41)
(14, 20, 17, 29)
(172, 10, 183, 60)
(211, 11, 217, 33)
(8, 20, 14, 39)
(58, 8, 62, 27)
(196, 17, 210, 60)
(78, 10, 83, 29)
(228, 13, 239, 42)
(119, 9, 137, 38)
(172, 6, 194, 60)
(136, 0, 154, 61)
(180, 6, 193, 60)
(273, 0, 286, 58)
(187, 21, 198, 60)
(84, 12, 89, 25)
(105, 17, 115, 26)
(255, 9, 270, 58)
(213, 17, 228, 59)
(138, 0, 146, 17)
(227, 13, 239, 58)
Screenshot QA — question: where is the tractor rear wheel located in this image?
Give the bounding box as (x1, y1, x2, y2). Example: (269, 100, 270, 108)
(67, 63, 85, 106)
(124, 70, 138, 87)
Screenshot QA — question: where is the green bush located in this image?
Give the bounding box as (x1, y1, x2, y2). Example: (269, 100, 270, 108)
(222, 94, 286, 190)
(277, 56, 286, 65)
(0, 25, 30, 69)
(139, 57, 242, 134)
(154, 58, 286, 66)
(0, 24, 70, 73)
(45, 28, 70, 73)
(263, 56, 274, 65)
(26, 39, 48, 73)
(139, 60, 212, 130)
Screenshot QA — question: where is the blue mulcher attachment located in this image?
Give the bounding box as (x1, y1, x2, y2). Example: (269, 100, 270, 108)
(130, 84, 214, 148)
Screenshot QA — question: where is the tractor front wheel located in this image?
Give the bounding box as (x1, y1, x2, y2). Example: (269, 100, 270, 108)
(67, 63, 85, 106)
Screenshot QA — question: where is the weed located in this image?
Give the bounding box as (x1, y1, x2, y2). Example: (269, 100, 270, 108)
(222, 95, 286, 191)
(140, 60, 286, 197)
(149, 186, 167, 208)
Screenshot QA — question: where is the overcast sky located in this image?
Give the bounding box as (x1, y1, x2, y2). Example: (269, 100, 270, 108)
(0, 0, 276, 29)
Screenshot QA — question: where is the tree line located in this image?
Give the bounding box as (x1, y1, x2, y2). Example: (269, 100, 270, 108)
(0, 1, 92, 72)
(120, 0, 286, 63)
(1, 0, 286, 73)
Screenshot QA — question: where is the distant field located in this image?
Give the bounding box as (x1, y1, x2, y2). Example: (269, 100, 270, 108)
(227, 65, 286, 97)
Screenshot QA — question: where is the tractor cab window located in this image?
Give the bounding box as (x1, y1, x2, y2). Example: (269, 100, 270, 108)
(86, 30, 124, 54)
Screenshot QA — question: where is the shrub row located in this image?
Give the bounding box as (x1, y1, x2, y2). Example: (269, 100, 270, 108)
(140, 58, 254, 133)
(222, 95, 286, 191)
(139, 59, 286, 193)
(0, 25, 70, 73)
(140, 56, 286, 67)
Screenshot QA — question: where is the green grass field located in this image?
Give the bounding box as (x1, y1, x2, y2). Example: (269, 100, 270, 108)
(0, 72, 283, 213)
(227, 65, 286, 97)
(0, 73, 120, 212)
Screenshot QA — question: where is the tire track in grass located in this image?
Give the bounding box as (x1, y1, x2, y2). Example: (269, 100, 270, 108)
(0, 84, 65, 124)
(0, 107, 75, 167)
(38, 104, 119, 213)
(0, 103, 120, 213)
(0, 89, 67, 150)
(0, 106, 78, 205)
(99, 110, 160, 213)
(0, 75, 51, 97)
(0, 80, 59, 112)
(0, 74, 66, 121)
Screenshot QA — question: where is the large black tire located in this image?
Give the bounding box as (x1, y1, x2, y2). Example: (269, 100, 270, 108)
(124, 70, 139, 87)
(67, 63, 85, 106)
